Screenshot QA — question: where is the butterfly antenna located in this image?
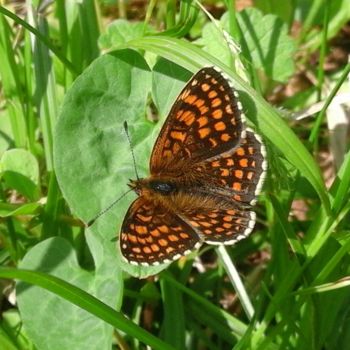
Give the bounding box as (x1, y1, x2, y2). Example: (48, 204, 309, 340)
(123, 121, 140, 180)
(87, 188, 133, 227)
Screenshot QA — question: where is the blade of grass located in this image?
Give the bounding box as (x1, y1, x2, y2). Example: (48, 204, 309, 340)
(161, 271, 247, 337)
(0, 12, 27, 148)
(0, 267, 176, 350)
(0, 5, 78, 74)
(217, 245, 255, 320)
(126, 36, 330, 212)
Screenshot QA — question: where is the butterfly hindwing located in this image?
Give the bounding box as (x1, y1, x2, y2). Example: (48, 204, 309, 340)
(120, 198, 201, 266)
(185, 208, 256, 244)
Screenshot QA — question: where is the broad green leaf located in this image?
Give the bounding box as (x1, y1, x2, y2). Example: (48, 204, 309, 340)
(0, 149, 40, 201)
(16, 237, 122, 350)
(99, 19, 153, 50)
(235, 8, 296, 82)
(152, 58, 192, 118)
(255, 0, 294, 24)
(198, 8, 296, 82)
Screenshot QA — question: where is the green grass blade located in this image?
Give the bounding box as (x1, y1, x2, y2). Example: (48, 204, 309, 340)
(0, 5, 78, 74)
(0, 267, 176, 350)
(126, 36, 330, 212)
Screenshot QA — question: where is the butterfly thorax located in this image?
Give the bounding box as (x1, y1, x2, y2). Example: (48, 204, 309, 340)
(128, 175, 243, 214)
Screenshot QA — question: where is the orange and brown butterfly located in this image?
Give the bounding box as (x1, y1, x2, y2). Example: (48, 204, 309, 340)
(120, 67, 267, 266)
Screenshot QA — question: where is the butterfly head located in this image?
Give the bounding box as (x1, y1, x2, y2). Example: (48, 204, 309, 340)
(128, 177, 178, 197)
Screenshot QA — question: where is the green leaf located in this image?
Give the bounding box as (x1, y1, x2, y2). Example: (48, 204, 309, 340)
(152, 58, 192, 118)
(235, 8, 296, 82)
(1, 267, 175, 350)
(0, 149, 40, 201)
(16, 237, 122, 350)
(255, 0, 294, 24)
(99, 19, 153, 50)
(198, 8, 296, 82)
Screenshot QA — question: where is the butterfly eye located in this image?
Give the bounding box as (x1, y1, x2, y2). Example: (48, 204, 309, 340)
(149, 180, 177, 195)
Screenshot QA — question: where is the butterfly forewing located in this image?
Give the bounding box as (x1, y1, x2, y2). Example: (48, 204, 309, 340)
(150, 67, 245, 175)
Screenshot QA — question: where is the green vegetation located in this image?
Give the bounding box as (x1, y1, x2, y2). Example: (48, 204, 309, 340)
(0, 1, 350, 349)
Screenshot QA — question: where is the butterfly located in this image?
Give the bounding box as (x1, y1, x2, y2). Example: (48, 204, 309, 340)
(120, 67, 267, 266)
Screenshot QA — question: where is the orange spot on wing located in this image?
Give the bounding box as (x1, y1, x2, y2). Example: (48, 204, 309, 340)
(199, 221, 212, 228)
(226, 158, 234, 166)
(137, 237, 146, 244)
(233, 182, 242, 191)
(150, 229, 160, 237)
(198, 116, 208, 127)
(236, 148, 245, 156)
(212, 109, 223, 119)
(221, 168, 230, 177)
(208, 90, 218, 98)
(143, 246, 152, 254)
(163, 150, 173, 158)
(201, 83, 210, 91)
(215, 121, 226, 131)
(159, 225, 169, 233)
(159, 239, 168, 246)
(234, 194, 242, 201)
(180, 110, 195, 126)
(235, 170, 243, 179)
(221, 132, 231, 140)
(135, 225, 147, 234)
(198, 127, 210, 138)
(128, 234, 137, 243)
(185, 95, 197, 104)
(199, 106, 209, 115)
(211, 98, 222, 107)
(239, 159, 248, 167)
(170, 131, 186, 142)
(227, 210, 236, 215)
(151, 244, 160, 252)
(194, 99, 205, 108)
